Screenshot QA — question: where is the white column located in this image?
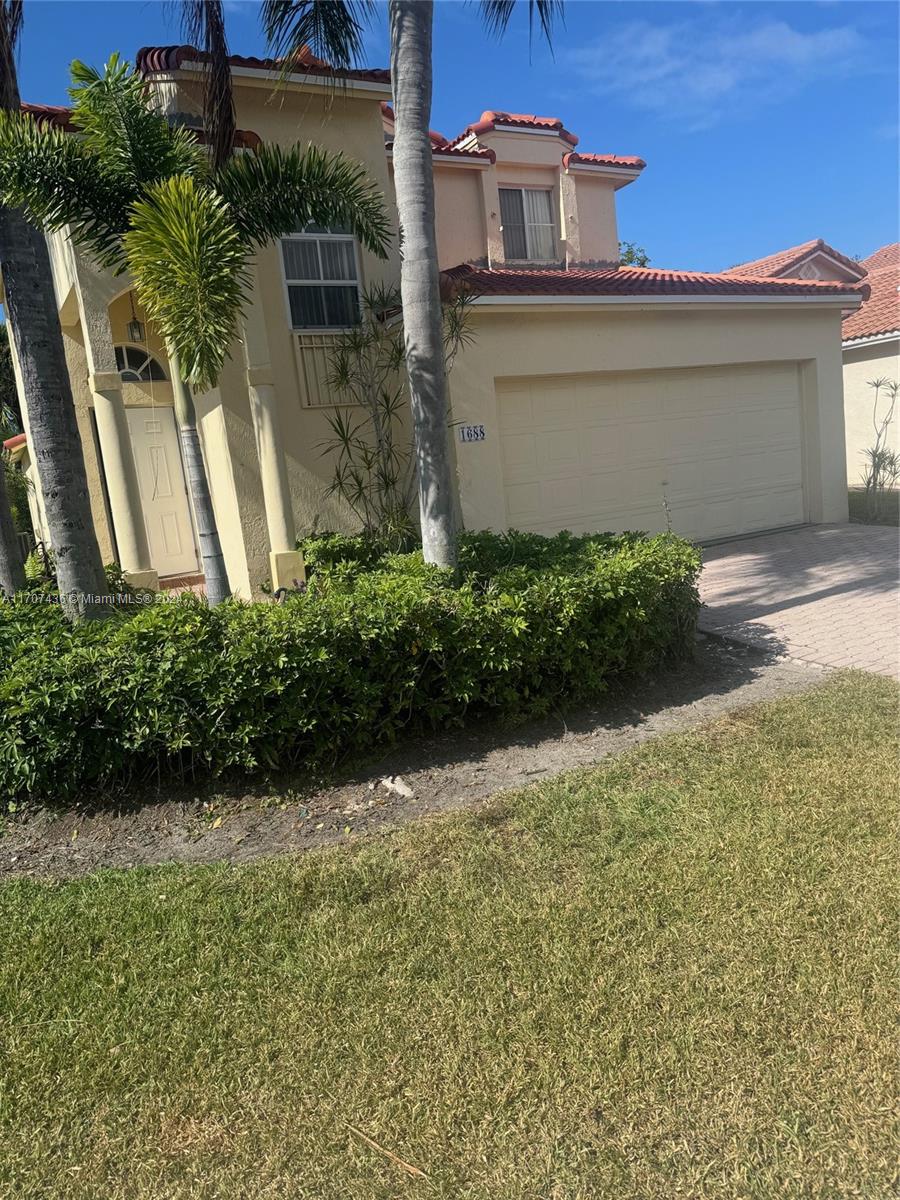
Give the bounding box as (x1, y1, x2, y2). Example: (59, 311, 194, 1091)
(70, 252, 157, 589)
(241, 262, 305, 591)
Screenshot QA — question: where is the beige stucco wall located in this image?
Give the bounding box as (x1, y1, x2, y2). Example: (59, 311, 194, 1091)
(208, 77, 402, 595)
(571, 175, 619, 263)
(842, 339, 900, 486)
(431, 164, 487, 267)
(449, 302, 849, 533)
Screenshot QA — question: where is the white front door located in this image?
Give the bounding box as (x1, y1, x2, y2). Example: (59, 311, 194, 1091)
(125, 407, 199, 577)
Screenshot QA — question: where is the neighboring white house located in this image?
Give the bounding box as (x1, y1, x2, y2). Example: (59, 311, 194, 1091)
(725, 239, 899, 485)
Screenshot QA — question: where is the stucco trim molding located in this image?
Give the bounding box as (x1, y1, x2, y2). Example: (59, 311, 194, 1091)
(174, 60, 393, 97)
(842, 330, 900, 349)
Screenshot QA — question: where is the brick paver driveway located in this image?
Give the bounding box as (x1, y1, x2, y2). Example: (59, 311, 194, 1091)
(699, 524, 899, 678)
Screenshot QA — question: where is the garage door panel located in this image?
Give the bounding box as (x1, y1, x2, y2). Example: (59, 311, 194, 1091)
(498, 362, 804, 542)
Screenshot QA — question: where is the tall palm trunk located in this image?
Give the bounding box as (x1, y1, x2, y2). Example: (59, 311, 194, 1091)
(0, 459, 23, 595)
(389, 0, 459, 568)
(169, 349, 230, 604)
(0, 2, 108, 620)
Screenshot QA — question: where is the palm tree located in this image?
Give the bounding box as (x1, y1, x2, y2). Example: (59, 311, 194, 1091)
(0, 0, 109, 618)
(262, 0, 561, 569)
(0, 457, 23, 596)
(0, 56, 389, 600)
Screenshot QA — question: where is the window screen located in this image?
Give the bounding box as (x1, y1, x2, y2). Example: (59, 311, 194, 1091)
(499, 188, 556, 261)
(280, 231, 361, 330)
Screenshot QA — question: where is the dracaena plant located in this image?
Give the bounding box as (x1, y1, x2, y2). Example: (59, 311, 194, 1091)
(319, 283, 475, 548)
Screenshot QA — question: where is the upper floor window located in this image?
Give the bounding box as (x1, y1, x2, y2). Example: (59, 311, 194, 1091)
(499, 188, 556, 261)
(280, 224, 361, 330)
(114, 344, 167, 382)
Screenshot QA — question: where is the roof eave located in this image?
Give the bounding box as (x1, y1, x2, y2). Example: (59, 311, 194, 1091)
(468, 293, 866, 310)
(147, 58, 393, 96)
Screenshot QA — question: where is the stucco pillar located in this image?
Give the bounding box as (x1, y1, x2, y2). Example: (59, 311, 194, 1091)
(241, 263, 305, 591)
(480, 164, 505, 267)
(559, 169, 581, 266)
(70, 250, 157, 589)
(89, 370, 156, 588)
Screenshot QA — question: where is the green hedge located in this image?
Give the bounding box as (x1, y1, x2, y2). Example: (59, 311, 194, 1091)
(0, 531, 701, 806)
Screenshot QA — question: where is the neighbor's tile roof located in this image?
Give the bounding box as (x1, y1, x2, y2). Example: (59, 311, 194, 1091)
(722, 238, 865, 279)
(449, 110, 578, 148)
(20, 101, 261, 149)
(442, 263, 869, 301)
(563, 151, 646, 170)
(2, 433, 25, 451)
(20, 102, 75, 131)
(136, 44, 391, 84)
(860, 242, 900, 273)
(842, 259, 900, 343)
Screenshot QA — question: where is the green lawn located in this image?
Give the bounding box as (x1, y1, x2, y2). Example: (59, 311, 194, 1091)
(0, 673, 896, 1200)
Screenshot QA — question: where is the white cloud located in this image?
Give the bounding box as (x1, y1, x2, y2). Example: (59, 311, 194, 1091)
(567, 16, 866, 131)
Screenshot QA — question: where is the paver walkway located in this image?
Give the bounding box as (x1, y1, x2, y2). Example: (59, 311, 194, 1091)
(700, 524, 900, 678)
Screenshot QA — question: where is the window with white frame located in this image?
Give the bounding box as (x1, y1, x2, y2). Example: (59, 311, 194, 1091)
(114, 344, 167, 382)
(280, 224, 361, 329)
(498, 188, 557, 261)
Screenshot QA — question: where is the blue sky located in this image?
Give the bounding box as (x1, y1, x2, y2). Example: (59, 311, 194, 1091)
(12, 0, 899, 272)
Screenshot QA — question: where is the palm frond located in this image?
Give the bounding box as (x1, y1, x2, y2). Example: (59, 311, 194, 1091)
(477, 0, 563, 47)
(180, 0, 236, 171)
(214, 142, 390, 256)
(0, 110, 134, 268)
(68, 54, 207, 188)
(124, 175, 250, 390)
(262, 0, 375, 73)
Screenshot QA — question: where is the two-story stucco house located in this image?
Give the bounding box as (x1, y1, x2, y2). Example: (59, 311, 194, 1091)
(5, 44, 867, 598)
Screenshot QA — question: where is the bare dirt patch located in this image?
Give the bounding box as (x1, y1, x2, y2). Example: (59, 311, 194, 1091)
(0, 637, 826, 880)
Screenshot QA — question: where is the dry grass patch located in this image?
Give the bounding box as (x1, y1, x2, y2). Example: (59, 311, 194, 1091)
(0, 672, 896, 1199)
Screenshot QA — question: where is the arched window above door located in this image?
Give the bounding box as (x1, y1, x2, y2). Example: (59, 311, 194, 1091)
(114, 345, 167, 382)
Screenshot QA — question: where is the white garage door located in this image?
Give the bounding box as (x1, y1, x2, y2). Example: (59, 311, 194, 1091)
(498, 361, 805, 542)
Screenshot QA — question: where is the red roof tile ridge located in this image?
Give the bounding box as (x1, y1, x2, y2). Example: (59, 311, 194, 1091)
(136, 44, 390, 83)
(723, 238, 865, 280)
(448, 109, 578, 148)
(564, 150, 646, 169)
(441, 261, 869, 301)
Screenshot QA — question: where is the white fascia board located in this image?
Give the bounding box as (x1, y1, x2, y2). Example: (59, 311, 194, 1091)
(492, 125, 564, 138)
(565, 163, 643, 183)
(386, 147, 490, 169)
(471, 292, 865, 310)
(842, 330, 900, 348)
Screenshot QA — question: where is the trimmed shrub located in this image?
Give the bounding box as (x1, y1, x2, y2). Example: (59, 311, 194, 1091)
(0, 531, 700, 806)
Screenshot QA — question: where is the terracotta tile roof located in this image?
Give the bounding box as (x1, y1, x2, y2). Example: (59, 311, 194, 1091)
(722, 238, 865, 280)
(136, 44, 391, 84)
(442, 263, 869, 301)
(431, 144, 496, 163)
(860, 242, 900, 273)
(449, 110, 578, 148)
(20, 102, 75, 131)
(563, 151, 646, 171)
(842, 262, 899, 342)
(380, 101, 449, 148)
(20, 101, 261, 150)
(2, 433, 25, 451)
